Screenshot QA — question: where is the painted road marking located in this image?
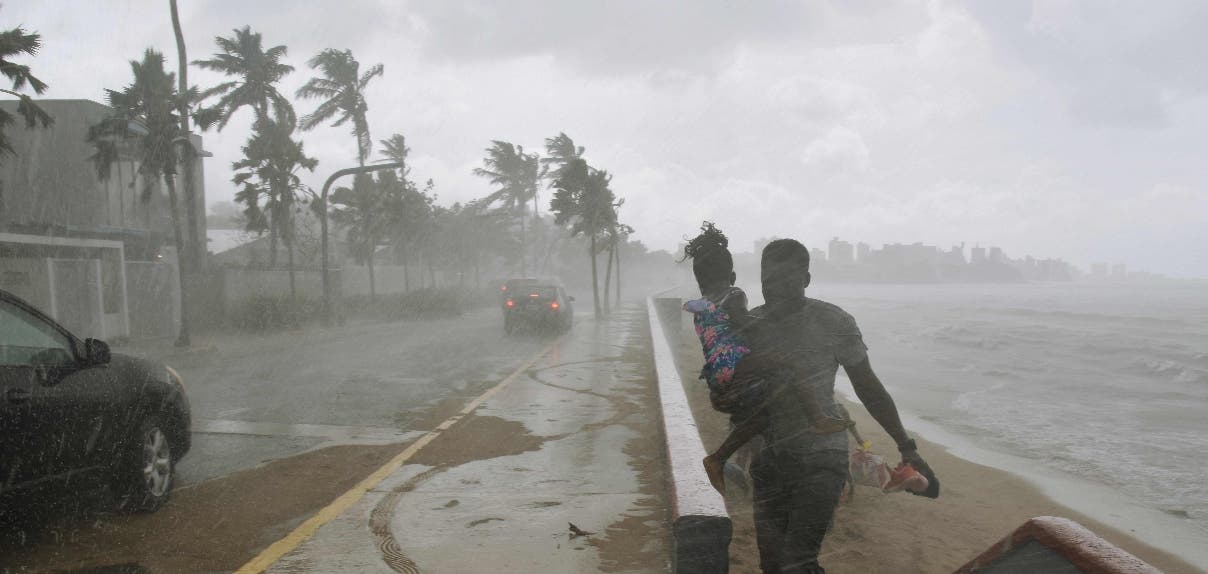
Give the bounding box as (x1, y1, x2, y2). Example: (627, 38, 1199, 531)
(234, 339, 560, 574)
(194, 419, 417, 441)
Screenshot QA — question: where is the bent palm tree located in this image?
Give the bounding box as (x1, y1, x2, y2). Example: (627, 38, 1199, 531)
(0, 22, 53, 157)
(193, 25, 295, 129)
(474, 140, 539, 276)
(550, 158, 615, 318)
(295, 49, 382, 166)
(88, 49, 191, 345)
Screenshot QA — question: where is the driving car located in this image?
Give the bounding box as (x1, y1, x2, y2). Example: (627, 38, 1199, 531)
(502, 281, 574, 334)
(0, 288, 191, 514)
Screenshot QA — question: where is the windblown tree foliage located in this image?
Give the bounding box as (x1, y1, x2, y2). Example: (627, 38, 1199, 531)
(550, 157, 616, 318)
(330, 173, 394, 301)
(474, 140, 540, 276)
(231, 118, 318, 300)
(87, 49, 192, 344)
(0, 21, 53, 157)
(193, 26, 295, 129)
(376, 133, 435, 290)
(296, 48, 382, 166)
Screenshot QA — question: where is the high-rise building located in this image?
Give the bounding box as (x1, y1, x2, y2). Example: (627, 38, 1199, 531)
(989, 246, 1005, 264)
(1111, 264, 1127, 279)
(809, 247, 827, 264)
(857, 242, 871, 263)
(971, 245, 987, 264)
(828, 237, 855, 265)
(1091, 263, 1108, 277)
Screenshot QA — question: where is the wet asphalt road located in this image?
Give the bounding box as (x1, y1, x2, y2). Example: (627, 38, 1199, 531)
(1, 304, 669, 573)
(265, 305, 670, 573)
(158, 308, 549, 486)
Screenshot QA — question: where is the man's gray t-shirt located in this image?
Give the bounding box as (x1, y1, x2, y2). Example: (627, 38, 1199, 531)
(750, 297, 869, 460)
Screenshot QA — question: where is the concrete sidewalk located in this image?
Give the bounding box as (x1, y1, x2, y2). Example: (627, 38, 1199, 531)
(263, 307, 671, 573)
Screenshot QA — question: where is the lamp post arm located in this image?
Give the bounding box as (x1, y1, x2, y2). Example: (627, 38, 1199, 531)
(319, 162, 405, 325)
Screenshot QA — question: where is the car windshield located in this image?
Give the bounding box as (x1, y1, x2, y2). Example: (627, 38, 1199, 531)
(2, 3, 1207, 574)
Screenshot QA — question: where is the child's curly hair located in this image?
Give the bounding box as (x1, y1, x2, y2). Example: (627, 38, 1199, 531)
(681, 221, 734, 287)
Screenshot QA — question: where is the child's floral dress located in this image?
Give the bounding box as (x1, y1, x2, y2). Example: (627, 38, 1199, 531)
(683, 286, 751, 393)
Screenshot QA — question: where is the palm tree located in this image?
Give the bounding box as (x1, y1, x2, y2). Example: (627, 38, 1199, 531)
(550, 158, 615, 318)
(231, 118, 318, 302)
(169, 0, 204, 272)
(603, 218, 633, 312)
(474, 140, 539, 276)
(377, 133, 431, 290)
(0, 21, 53, 158)
(192, 26, 295, 129)
(330, 173, 391, 301)
(88, 49, 191, 345)
(295, 49, 382, 166)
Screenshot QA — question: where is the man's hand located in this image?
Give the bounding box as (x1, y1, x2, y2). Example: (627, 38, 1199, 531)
(900, 449, 940, 499)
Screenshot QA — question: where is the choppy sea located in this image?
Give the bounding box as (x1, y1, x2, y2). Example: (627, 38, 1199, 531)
(747, 281, 1208, 561)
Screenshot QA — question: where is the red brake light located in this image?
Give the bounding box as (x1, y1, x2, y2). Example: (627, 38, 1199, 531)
(501, 285, 507, 291)
(505, 299, 514, 307)
(550, 302, 559, 310)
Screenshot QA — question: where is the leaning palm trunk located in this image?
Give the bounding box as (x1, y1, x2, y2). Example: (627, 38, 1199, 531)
(589, 233, 601, 318)
(614, 242, 622, 306)
(401, 248, 411, 292)
(287, 240, 297, 305)
(518, 202, 527, 277)
(165, 175, 191, 346)
(269, 218, 279, 268)
(367, 254, 376, 303)
(170, 0, 202, 270)
(602, 241, 614, 316)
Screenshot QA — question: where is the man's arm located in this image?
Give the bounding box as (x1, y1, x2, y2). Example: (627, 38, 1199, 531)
(845, 357, 940, 498)
(843, 357, 910, 447)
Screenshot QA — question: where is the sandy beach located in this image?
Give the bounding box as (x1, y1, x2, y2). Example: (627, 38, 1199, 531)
(672, 320, 1203, 574)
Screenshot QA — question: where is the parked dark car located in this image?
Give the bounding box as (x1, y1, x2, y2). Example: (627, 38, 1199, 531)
(0, 289, 190, 514)
(502, 282, 574, 334)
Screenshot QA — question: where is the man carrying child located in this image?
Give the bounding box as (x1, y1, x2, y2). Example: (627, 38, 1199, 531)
(731, 238, 939, 574)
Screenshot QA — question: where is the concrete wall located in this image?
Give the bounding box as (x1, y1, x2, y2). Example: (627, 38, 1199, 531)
(0, 257, 52, 310)
(49, 259, 103, 339)
(647, 297, 732, 573)
(126, 261, 179, 340)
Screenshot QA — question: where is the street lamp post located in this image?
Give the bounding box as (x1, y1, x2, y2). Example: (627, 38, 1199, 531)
(317, 162, 404, 325)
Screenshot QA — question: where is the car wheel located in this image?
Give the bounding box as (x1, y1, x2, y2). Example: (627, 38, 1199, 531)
(117, 417, 174, 513)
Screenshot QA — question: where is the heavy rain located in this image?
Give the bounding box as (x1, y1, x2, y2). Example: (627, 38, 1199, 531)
(1, 2, 1207, 573)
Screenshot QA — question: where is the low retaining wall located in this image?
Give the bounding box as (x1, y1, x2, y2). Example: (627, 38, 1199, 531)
(955, 516, 1161, 574)
(647, 296, 731, 573)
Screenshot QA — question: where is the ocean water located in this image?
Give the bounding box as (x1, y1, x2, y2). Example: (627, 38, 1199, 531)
(750, 281, 1208, 555)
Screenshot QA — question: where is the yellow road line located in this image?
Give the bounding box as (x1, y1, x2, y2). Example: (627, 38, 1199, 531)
(234, 340, 558, 574)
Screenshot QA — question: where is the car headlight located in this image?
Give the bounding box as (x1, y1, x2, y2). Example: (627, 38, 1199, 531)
(166, 365, 186, 391)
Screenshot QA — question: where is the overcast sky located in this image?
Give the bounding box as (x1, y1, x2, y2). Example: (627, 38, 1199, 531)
(8, 0, 1208, 276)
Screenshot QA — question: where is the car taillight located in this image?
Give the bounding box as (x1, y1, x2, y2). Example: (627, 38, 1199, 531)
(506, 299, 514, 307)
(501, 285, 507, 291)
(550, 302, 559, 310)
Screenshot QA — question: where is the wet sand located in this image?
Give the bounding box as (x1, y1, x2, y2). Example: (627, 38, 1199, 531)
(673, 327, 1201, 574)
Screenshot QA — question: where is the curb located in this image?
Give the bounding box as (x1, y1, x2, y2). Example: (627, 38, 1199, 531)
(647, 296, 732, 574)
